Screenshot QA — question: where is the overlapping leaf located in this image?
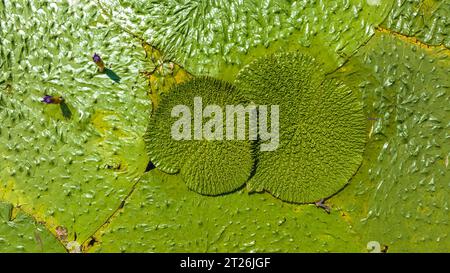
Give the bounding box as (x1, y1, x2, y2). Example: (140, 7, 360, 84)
(235, 52, 366, 203)
(145, 77, 254, 195)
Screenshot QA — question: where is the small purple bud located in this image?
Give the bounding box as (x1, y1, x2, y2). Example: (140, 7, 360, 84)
(42, 95, 53, 104)
(41, 95, 64, 104)
(93, 53, 105, 72)
(93, 53, 102, 63)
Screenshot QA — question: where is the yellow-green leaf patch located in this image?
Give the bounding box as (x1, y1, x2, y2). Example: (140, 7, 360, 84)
(0, 202, 65, 252)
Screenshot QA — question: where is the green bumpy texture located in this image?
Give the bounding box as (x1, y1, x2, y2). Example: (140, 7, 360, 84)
(331, 32, 450, 251)
(0, 0, 150, 244)
(1, 0, 449, 253)
(98, 0, 394, 79)
(144, 77, 254, 195)
(0, 202, 65, 252)
(235, 52, 366, 203)
(90, 170, 363, 253)
(383, 0, 450, 48)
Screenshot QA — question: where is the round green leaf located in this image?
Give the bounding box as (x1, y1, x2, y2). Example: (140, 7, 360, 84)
(144, 77, 254, 195)
(235, 52, 366, 203)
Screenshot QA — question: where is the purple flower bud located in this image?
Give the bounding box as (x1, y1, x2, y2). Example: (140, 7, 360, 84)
(42, 95, 53, 104)
(93, 53, 102, 63)
(93, 53, 105, 72)
(41, 95, 64, 104)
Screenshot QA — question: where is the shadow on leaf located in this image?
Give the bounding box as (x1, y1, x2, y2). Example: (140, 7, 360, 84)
(105, 68, 121, 83)
(60, 101, 72, 119)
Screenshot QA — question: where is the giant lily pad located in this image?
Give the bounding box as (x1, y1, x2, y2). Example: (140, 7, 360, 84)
(1, 0, 449, 253)
(88, 170, 363, 252)
(235, 52, 366, 203)
(144, 77, 254, 195)
(0, 0, 150, 244)
(97, 0, 394, 79)
(330, 32, 450, 252)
